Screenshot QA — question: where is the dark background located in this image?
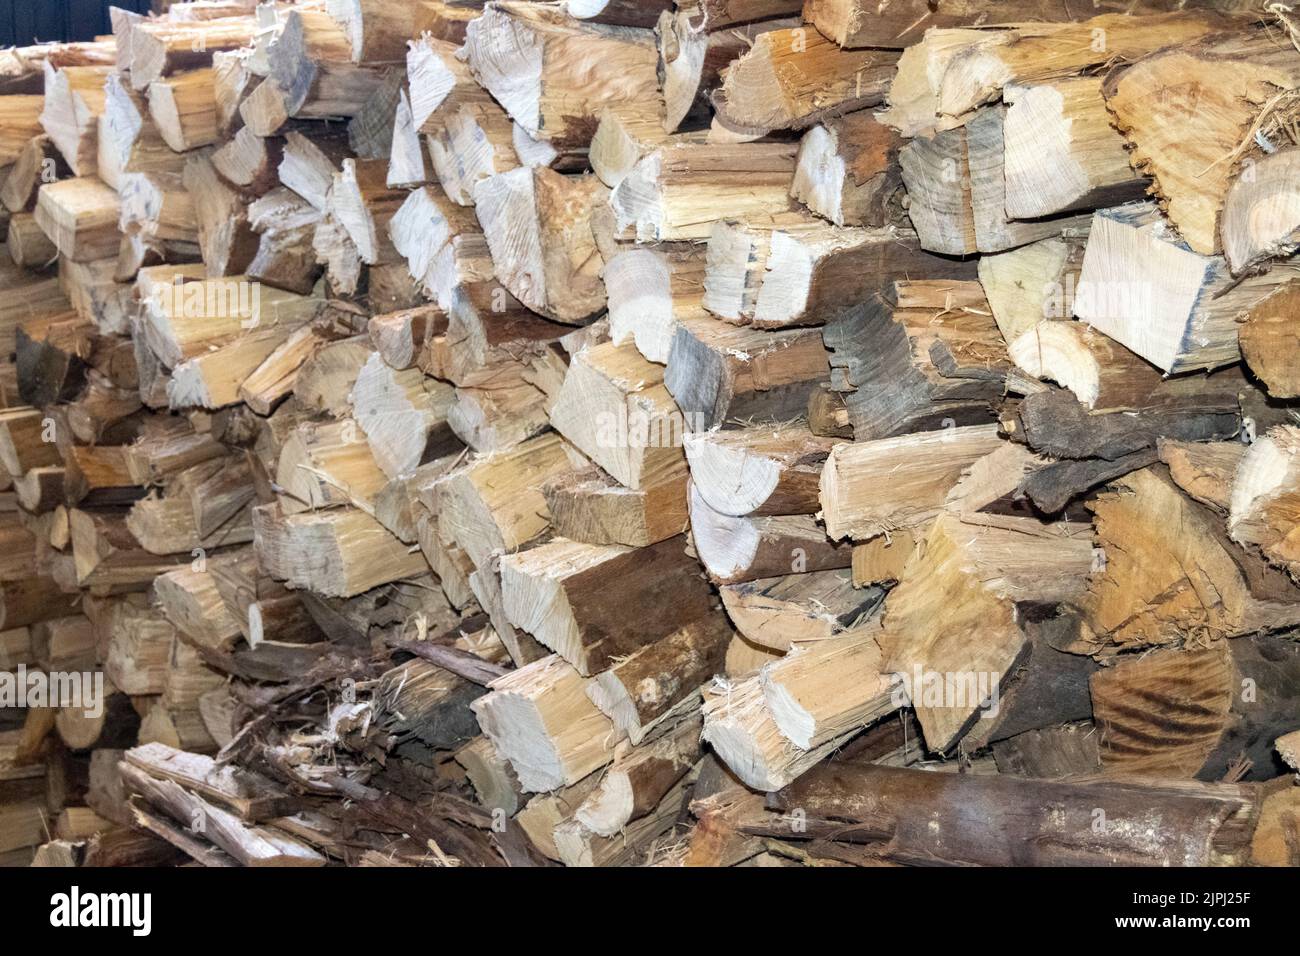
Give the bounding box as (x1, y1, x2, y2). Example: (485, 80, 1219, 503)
(1, 0, 151, 48)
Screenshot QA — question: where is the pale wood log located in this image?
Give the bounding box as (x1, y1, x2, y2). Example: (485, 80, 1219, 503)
(701, 671, 855, 791)
(720, 568, 882, 651)
(684, 422, 833, 517)
(471, 654, 622, 792)
(761, 628, 892, 749)
(38, 63, 112, 176)
(819, 424, 1005, 541)
(1075, 202, 1300, 374)
(473, 166, 607, 323)
(611, 141, 797, 242)
(689, 481, 851, 584)
(147, 68, 220, 151)
(33, 177, 120, 263)
(350, 351, 459, 479)
(541, 464, 689, 548)
(604, 242, 704, 364)
(461, 3, 659, 147)
(251, 503, 430, 598)
(881, 512, 1092, 752)
(1104, 31, 1300, 257)
(716, 27, 898, 131)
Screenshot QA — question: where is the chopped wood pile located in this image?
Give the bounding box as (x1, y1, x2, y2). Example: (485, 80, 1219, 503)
(3, 0, 1300, 869)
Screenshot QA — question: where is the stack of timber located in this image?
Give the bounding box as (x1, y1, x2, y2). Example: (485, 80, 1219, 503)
(2, 0, 1299, 870)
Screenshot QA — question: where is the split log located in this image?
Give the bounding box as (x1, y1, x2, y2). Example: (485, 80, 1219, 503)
(791, 110, 903, 227)
(822, 279, 1007, 439)
(350, 352, 459, 479)
(720, 568, 881, 650)
(500, 535, 722, 676)
(1103, 31, 1300, 257)
(664, 319, 829, 428)
(683, 423, 832, 517)
(473, 167, 607, 323)
(1075, 202, 1298, 374)
(471, 654, 622, 792)
(1080, 467, 1300, 654)
(689, 482, 851, 584)
(1091, 636, 1300, 781)
(611, 142, 797, 242)
(252, 503, 430, 598)
(461, 3, 660, 147)
(716, 27, 898, 131)
(541, 465, 689, 548)
(819, 425, 1005, 541)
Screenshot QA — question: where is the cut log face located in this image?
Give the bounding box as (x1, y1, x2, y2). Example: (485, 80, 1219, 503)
(461, 4, 660, 147)
(1083, 467, 1300, 655)
(1075, 202, 1300, 374)
(664, 319, 830, 428)
(720, 568, 882, 651)
(689, 482, 851, 585)
(500, 535, 722, 676)
(683, 423, 833, 517)
(818, 424, 1005, 541)
(717, 28, 899, 131)
(1221, 147, 1300, 276)
(881, 513, 1093, 753)
(1229, 424, 1300, 579)
(1002, 78, 1147, 219)
(350, 352, 459, 479)
(471, 654, 623, 792)
(473, 166, 607, 323)
(791, 111, 904, 227)
(548, 341, 685, 491)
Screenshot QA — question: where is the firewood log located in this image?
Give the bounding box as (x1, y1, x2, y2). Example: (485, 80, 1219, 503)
(603, 242, 703, 364)
(564, 617, 726, 748)
(461, 3, 659, 147)
(33, 178, 121, 263)
(689, 482, 851, 584)
(791, 110, 903, 227)
(665, 319, 829, 428)
(1103, 31, 1300, 257)
(267, 8, 387, 120)
(1091, 636, 1300, 781)
(471, 653, 623, 792)
(1075, 202, 1299, 374)
(1080, 467, 1300, 654)
(275, 417, 387, 514)
(146, 68, 220, 152)
(182, 152, 258, 277)
(39, 63, 113, 176)
(500, 535, 722, 676)
(819, 424, 1004, 541)
(575, 715, 700, 837)
(683, 423, 832, 517)
(473, 166, 607, 323)
(252, 503, 430, 598)
(611, 142, 797, 242)
(350, 352, 459, 479)
(541, 464, 689, 548)
(2, 136, 65, 214)
(716, 27, 898, 131)
(701, 671, 856, 791)
(720, 568, 882, 651)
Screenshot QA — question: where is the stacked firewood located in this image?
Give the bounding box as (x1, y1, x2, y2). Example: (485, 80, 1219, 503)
(2, 0, 1300, 868)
